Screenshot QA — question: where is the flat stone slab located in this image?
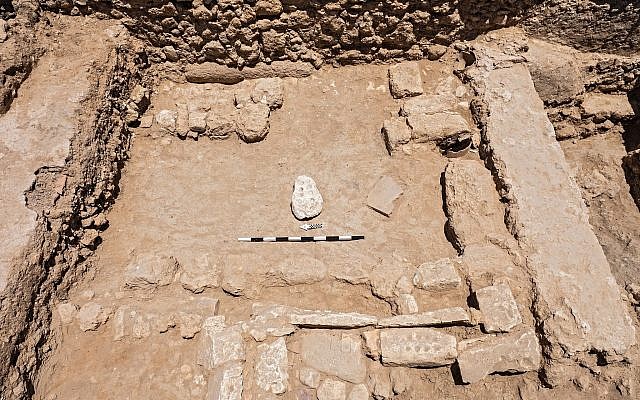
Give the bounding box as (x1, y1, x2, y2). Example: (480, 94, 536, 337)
(316, 378, 347, 400)
(413, 258, 461, 291)
(457, 329, 541, 383)
(366, 176, 403, 217)
(291, 310, 377, 328)
(207, 361, 244, 400)
(377, 307, 470, 328)
(198, 321, 246, 370)
(300, 332, 367, 383)
(379, 328, 457, 367)
(468, 45, 635, 361)
(388, 62, 423, 99)
(255, 337, 289, 394)
(400, 94, 455, 117)
(475, 283, 522, 333)
(581, 93, 634, 119)
(444, 159, 507, 250)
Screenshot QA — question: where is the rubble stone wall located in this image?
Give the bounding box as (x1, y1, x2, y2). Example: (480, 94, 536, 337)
(37, 0, 640, 68)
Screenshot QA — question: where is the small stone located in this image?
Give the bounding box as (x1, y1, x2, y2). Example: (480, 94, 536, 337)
(291, 175, 323, 220)
(206, 108, 237, 139)
(78, 302, 109, 332)
(255, 337, 289, 394)
(236, 102, 270, 143)
(163, 45, 179, 62)
(298, 367, 320, 388)
(265, 256, 327, 286)
(316, 379, 346, 400)
(207, 361, 244, 400)
(198, 323, 245, 370)
(0, 20, 7, 43)
(413, 258, 461, 291)
(361, 330, 380, 359)
(395, 276, 413, 294)
(189, 111, 208, 133)
(178, 312, 203, 339)
(367, 176, 403, 217)
(251, 78, 284, 110)
(301, 332, 367, 383)
(379, 328, 457, 367)
(255, 0, 283, 16)
(367, 363, 392, 399)
(382, 117, 412, 154)
(348, 384, 369, 400)
(389, 368, 409, 395)
(407, 111, 470, 143)
(57, 303, 78, 325)
(124, 254, 179, 290)
(388, 62, 423, 99)
(394, 293, 418, 315)
(179, 254, 221, 293)
(291, 310, 377, 328)
(457, 329, 541, 384)
(475, 283, 522, 333)
(243, 304, 296, 342)
(139, 115, 153, 128)
(377, 307, 470, 328)
(426, 44, 448, 60)
(155, 110, 177, 133)
(176, 103, 190, 138)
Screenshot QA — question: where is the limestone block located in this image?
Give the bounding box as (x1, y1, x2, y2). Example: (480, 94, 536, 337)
(255, 337, 289, 394)
(388, 62, 423, 99)
(413, 258, 461, 291)
(236, 102, 270, 143)
(291, 311, 377, 328)
(382, 117, 411, 154)
(316, 379, 347, 400)
(407, 111, 470, 143)
(379, 328, 457, 367)
(475, 283, 522, 333)
(377, 307, 470, 328)
(457, 329, 541, 383)
(301, 332, 367, 383)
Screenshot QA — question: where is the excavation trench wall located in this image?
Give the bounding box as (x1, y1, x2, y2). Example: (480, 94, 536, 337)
(37, 0, 640, 69)
(0, 45, 147, 399)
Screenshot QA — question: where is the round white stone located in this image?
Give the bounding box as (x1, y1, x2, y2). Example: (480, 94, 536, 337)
(291, 175, 323, 220)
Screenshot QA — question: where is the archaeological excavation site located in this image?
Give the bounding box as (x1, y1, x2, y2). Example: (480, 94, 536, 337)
(3, 0, 640, 399)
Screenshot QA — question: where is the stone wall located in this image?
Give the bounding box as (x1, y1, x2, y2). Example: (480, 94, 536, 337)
(39, 0, 540, 67)
(37, 0, 640, 69)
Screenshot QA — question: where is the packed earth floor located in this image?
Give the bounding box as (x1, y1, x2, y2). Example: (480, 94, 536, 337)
(1, 8, 640, 400)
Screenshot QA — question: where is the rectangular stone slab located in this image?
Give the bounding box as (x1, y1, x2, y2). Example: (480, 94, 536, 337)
(457, 329, 541, 384)
(379, 328, 457, 367)
(472, 59, 635, 359)
(377, 307, 471, 328)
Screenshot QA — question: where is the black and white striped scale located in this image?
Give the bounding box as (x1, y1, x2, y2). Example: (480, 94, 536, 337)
(238, 235, 364, 242)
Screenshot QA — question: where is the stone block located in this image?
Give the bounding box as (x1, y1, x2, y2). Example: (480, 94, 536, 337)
(581, 93, 634, 120)
(236, 102, 270, 143)
(457, 329, 541, 383)
(413, 258, 461, 291)
(300, 332, 367, 383)
(207, 361, 244, 400)
(475, 283, 522, 333)
(251, 77, 284, 109)
(290, 311, 377, 328)
(407, 111, 470, 143)
(379, 328, 457, 367)
(255, 337, 289, 394)
(317, 379, 346, 400)
(298, 367, 320, 388)
(124, 254, 178, 290)
(388, 62, 423, 99)
(382, 117, 412, 154)
(377, 307, 470, 328)
(198, 323, 245, 370)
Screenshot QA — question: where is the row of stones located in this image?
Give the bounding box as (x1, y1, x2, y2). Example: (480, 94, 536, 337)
(144, 76, 283, 143)
(381, 61, 472, 154)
